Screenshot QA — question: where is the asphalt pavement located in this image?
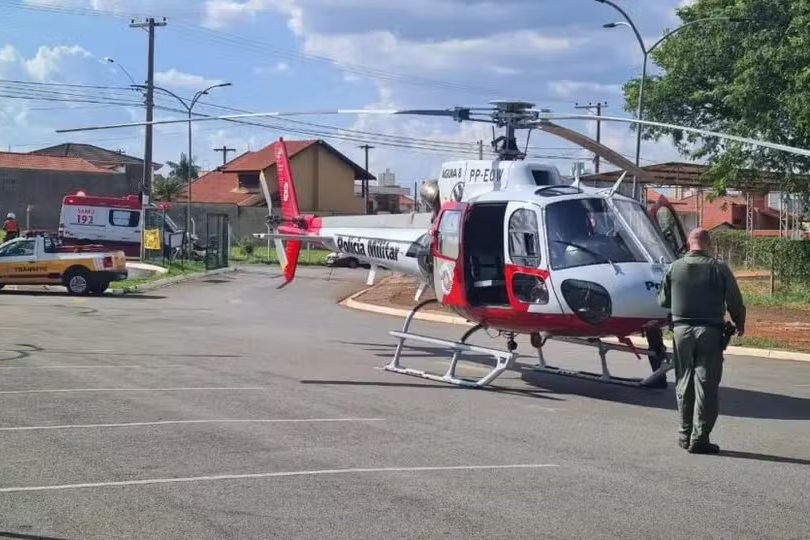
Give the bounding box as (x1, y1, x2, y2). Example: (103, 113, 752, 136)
(0, 265, 808, 540)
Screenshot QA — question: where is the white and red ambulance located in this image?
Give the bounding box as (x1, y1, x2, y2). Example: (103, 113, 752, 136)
(58, 191, 181, 257)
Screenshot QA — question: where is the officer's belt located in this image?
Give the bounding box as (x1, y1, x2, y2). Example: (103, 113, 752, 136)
(671, 319, 725, 329)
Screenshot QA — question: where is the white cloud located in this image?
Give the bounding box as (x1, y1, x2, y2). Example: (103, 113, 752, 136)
(23, 44, 93, 82)
(14, 0, 695, 184)
(154, 68, 225, 90)
(252, 61, 289, 75)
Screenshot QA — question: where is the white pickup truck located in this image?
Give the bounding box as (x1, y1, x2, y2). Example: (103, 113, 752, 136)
(0, 234, 128, 295)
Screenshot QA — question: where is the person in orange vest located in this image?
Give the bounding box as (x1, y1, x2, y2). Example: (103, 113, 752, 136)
(3, 212, 19, 241)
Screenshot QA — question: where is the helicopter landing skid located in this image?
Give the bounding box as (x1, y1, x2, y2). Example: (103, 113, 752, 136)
(536, 336, 674, 388)
(385, 299, 517, 388)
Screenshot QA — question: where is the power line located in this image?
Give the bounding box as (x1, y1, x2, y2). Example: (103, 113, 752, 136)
(0, 0, 504, 98)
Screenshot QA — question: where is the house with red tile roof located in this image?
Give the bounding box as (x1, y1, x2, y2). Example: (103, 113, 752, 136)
(0, 150, 138, 230)
(182, 139, 375, 215)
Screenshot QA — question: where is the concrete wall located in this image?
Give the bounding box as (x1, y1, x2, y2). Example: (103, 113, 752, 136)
(164, 202, 269, 241)
(0, 166, 135, 230)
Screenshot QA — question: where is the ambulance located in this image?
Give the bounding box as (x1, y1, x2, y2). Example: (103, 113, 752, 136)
(58, 191, 182, 257)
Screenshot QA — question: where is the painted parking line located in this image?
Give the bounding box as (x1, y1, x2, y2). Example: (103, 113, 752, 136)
(0, 418, 386, 432)
(0, 464, 559, 493)
(0, 365, 187, 370)
(0, 387, 267, 395)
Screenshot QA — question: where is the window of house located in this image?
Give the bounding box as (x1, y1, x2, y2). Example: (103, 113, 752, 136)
(508, 208, 541, 267)
(238, 173, 260, 188)
(109, 210, 139, 227)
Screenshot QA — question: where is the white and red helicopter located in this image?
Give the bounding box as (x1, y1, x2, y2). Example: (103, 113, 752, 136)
(57, 100, 810, 390)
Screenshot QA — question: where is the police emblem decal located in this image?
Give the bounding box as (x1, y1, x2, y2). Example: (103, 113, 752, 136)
(440, 265, 453, 294)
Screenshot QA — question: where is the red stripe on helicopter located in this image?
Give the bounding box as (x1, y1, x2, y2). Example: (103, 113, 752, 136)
(452, 306, 665, 338)
(504, 264, 549, 313)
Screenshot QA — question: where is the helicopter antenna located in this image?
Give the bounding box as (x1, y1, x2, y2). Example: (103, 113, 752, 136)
(524, 128, 533, 157)
(609, 170, 629, 197)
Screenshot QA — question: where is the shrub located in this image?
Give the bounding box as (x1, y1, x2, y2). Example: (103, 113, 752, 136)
(709, 229, 810, 284)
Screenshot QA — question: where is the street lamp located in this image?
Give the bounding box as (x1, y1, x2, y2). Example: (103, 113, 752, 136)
(595, 0, 749, 199)
(103, 57, 138, 86)
(131, 82, 232, 250)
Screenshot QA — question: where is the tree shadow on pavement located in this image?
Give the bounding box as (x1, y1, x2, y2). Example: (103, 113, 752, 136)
(343, 340, 810, 421)
(0, 533, 73, 540)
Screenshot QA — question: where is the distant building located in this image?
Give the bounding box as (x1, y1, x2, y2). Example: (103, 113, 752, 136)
(378, 168, 396, 187)
(0, 151, 136, 230)
(581, 161, 809, 238)
(183, 139, 374, 215)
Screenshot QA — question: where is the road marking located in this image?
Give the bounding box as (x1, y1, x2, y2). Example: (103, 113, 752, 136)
(0, 387, 266, 395)
(0, 418, 386, 432)
(0, 464, 559, 493)
(0, 365, 186, 370)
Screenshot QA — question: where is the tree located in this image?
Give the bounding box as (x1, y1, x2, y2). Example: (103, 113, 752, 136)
(166, 152, 200, 182)
(152, 174, 185, 202)
(622, 0, 810, 196)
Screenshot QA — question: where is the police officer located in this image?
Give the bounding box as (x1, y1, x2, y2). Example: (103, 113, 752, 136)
(657, 227, 746, 454)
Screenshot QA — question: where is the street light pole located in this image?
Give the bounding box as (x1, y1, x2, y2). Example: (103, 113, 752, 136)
(596, 0, 748, 199)
(131, 82, 231, 251)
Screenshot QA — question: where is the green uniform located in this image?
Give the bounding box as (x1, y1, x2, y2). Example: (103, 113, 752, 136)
(657, 249, 746, 447)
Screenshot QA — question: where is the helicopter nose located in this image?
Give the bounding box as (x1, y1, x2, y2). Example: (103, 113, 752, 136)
(551, 264, 667, 324)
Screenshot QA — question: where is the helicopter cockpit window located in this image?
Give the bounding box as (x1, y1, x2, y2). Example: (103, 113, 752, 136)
(436, 209, 461, 259)
(508, 208, 541, 267)
(531, 170, 553, 186)
(613, 200, 676, 263)
(545, 198, 646, 270)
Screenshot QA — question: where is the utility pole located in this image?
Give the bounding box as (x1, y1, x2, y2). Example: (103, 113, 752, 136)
(130, 16, 166, 261)
(358, 144, 374, 214)
(574, 101, 608, 173)
(214, 145, 236, 167)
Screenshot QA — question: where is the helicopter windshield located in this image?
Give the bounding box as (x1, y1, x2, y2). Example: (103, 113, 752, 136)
(612, 199, 675, 263)
(545, 197, 648, 270)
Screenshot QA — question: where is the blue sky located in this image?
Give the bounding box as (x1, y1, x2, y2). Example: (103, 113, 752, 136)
(0, 0, 693, 189)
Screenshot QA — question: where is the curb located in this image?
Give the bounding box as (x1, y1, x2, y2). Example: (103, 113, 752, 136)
(108, 266, 237, 295)
(340, 288, 810, 364)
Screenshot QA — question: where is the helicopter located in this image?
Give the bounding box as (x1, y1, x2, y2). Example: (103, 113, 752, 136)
(55, 100, 810, 390)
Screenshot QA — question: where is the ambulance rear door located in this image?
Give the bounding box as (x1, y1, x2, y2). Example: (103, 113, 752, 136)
(61, 202, 107, 241)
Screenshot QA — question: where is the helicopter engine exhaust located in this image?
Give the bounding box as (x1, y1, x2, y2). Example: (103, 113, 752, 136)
(420, 179, 441, 215)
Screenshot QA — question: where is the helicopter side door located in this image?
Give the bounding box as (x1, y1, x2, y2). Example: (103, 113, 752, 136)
(431, 201, 469, 308)
(503, 201, 565, 315)
(648, 194, 688, 256)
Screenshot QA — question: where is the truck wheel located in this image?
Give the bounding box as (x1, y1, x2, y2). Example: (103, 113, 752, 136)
(64, 268, 91, 296)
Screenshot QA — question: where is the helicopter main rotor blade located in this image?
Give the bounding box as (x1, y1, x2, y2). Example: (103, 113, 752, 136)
(539, 122, 654, 183)
(53, 107, 475, 134)
(536, 113, 810, 159)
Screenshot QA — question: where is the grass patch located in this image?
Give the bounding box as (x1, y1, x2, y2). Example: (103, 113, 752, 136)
(115, 260, 206, 290)
(736, 276, 810, 310)
(729, 335, 782, 349)
(229, 245, 331, 265)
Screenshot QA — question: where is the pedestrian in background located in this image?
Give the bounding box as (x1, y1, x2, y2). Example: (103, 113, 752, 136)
(3, 212, 19, 242)
(657, 227, 746, 454)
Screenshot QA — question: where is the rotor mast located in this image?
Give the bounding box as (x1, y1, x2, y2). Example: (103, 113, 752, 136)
(487, 100, 538, 161)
